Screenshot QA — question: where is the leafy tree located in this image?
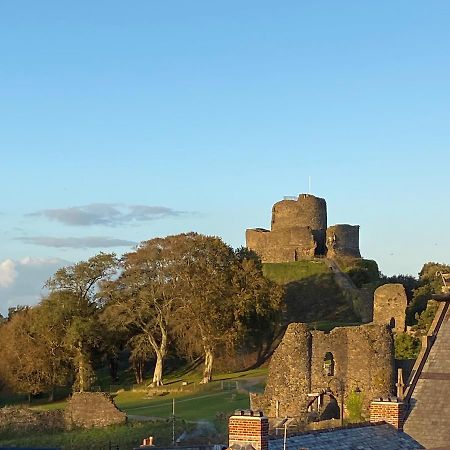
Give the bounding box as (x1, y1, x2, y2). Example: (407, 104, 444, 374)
(380, 274, 419, 303)
(232, 247, 284, 364)
(394, 332, 421, 359)
(31, 295, 74, 399)
(419, 262, 450, 288)
(0, 308, 55, 400)
(406, 262, 450, 325)
(45, 253, 118, 392)
(171, 234, 283, 383)
(169, 233, 238, 383)
(128, 334, 154, 384)
(412, 300, 439, 336)
(100, 240, 179, 386)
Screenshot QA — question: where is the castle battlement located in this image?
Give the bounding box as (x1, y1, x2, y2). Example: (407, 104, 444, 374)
(246, 194, 361, 262)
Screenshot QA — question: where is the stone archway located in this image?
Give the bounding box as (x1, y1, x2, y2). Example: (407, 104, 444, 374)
(306, 392, 340, 422)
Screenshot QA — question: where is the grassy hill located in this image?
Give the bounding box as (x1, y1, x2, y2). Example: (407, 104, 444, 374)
(263, 259, 364, 325)
(263, 260, 329, 284)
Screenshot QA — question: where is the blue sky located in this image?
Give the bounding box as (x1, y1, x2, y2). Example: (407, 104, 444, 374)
(1, 1, 450, 314)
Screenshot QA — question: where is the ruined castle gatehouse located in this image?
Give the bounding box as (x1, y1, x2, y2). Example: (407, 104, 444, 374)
(246, 194, 361, 263)
(250, 323, 394, 419)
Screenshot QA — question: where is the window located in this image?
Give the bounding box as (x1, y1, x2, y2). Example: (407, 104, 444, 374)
(323, 352, 334, 376)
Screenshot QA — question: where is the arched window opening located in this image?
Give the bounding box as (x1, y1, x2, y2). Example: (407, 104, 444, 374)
(323, 352, 334, 377)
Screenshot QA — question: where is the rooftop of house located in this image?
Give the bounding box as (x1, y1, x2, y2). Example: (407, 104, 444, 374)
(269, 423, 423, 450)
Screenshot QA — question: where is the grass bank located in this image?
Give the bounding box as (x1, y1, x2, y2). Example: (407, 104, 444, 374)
(0, 419, 185, 450)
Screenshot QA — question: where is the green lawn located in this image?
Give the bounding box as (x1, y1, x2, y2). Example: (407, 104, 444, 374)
(263, 260, 329, 284)
(30, 367, 266, 423)
(121, 390, 250, 421)
(0, 419, 186, 450)
(1, 368, 267, 450)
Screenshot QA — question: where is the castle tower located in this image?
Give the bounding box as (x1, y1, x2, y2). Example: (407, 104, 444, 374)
(246, 193, 361, 263)
(271, 194, 327, 254)
(271, 194, 327, 232)
(326, 224, 361, 258)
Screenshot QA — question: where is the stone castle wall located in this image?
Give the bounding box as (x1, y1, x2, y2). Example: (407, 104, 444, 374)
(246, 194, 361, 262)
(246, 227, 316, 263)
(251, 323, 394, 419)
(251, 323, 312, 417)
(373, 284, 407, 333)
(271, 195, 327, 232)
(326, 224, 361, 258)
(310, 324, 394, 412)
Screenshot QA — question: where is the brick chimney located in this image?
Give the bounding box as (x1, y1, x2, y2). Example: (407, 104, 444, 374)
(370, 399, 405, 430)
(228, 410, 269, 450)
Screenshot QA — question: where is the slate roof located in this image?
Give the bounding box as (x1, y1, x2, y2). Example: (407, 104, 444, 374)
(269, 423, 423, 450)
(404, 304, 450, 449)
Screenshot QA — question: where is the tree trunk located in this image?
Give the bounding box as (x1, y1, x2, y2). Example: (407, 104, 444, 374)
(138, 361, 144, 384)
(133, 361, 144, 384)
(109, 357, 118, 381)
(152, 350, 164, 386)
(200, 347, 214, 384)
(78, 349, 85, 392)
(149, 321, 168, 387)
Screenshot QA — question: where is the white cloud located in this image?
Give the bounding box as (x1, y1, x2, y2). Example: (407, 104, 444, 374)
(0, 259, 18, 288)
(27, 203, 187, 227)
(0, 257, 70, 315)
(17, 236, 136, 249)
(19, 256, 63, 266)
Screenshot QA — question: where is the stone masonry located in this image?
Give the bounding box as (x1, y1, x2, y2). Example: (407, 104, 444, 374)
(251, 323, 394, 419)
(373, 284, 407, 333)
(64, 392, 127, 429)
(326, 225, 361, 259)
(246, 194, 361, 262)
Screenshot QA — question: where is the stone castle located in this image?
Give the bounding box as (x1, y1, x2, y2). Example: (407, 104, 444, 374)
(246, 194, 361, 262)
(251, 322, 394, 419)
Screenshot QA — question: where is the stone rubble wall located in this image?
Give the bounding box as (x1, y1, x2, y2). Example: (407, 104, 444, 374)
(373, 284, 407, 333)
(0, 406, 64, 433)
(64, 392, 127, 429)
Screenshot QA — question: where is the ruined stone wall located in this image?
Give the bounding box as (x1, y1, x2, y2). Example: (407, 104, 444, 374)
(311, 324, 394, 412)
(252, 323, 394, 419)
(246, 227, 316, 263)
(373, 284, 407, 333)
(65, 392, 127, 429)
(0, 406, 64, 434)
(251, 323, 311, 417)
(326, 225, 361, 258)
